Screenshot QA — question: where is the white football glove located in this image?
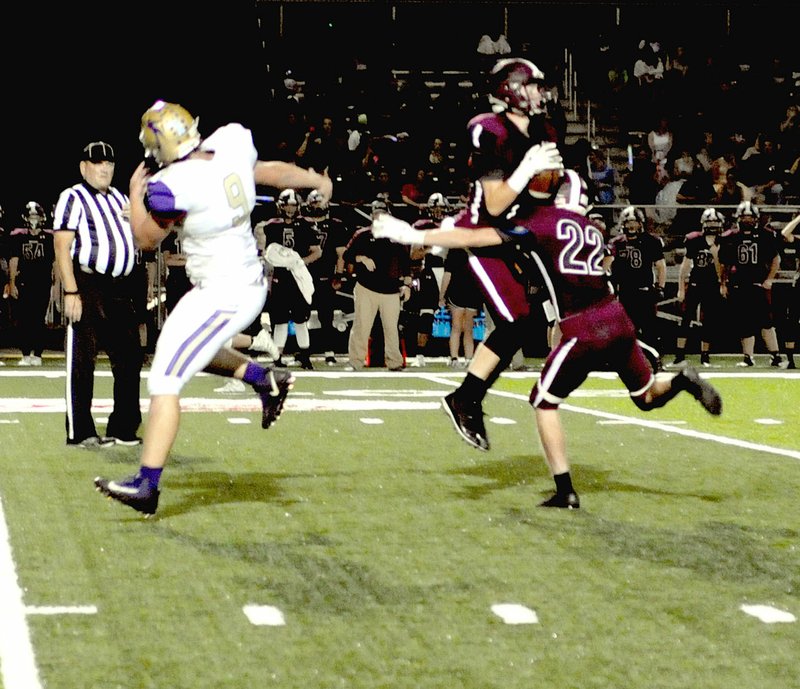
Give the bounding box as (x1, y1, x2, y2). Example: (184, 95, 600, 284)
(371, 213, 426, 246)
(506, 142, 564, 194)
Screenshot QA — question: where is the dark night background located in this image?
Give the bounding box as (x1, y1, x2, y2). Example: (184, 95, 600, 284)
(0, 1, 789, 221)
(1, 1, 267, 218)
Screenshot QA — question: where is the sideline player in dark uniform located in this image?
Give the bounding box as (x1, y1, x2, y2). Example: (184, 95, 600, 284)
(718, 201, 783, 367)
(373, 170, 722, 508)
(608, 205, 667, 370)
(417, 57, 564, 451)
(303, 189, 349, 365)
(263, 188, 322, 369)
(7, 202, 55, 366)
(779, 213, 800, 369)
(672, 208, 726, 367)
(405, 192, 450, 366)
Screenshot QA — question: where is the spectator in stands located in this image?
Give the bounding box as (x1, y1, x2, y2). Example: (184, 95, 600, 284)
(270, 106, 308, 163)
(740, 132, 764, 161)
(425, 137, 450, 184)
(633, 39, 666, 86)
(633, 39, 666, 126)
(296, 114, 349, 180)
(709, 147, 738, 189)
(666, 44, 690, 80)
(664, 44, 693, 122)
(675, 158, 716, 206)
(738, 132, 784, 205)
(625, 144, 660, 206)
(778, 104, 800, 157)
(673, 158, 717, 237)
(695, 129, 718, 172)
(713, 168, 749, 206)
(543, 82, 568, 145)
(647, 115, 674, 184)
(783, 151, 800, 202)
(282, 73, 305, 108)
(367, 167, 404, 210)
(671, 145, 696, 181)
(587, 145, 616, 205)
(401, 166, 434, 213)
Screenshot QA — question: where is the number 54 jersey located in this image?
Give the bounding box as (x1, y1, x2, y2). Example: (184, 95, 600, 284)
(145, 123, 263, 289)
(504, 204, 613, 321)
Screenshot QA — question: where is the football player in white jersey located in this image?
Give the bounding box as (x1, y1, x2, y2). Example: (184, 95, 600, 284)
(95, 100, 332, 516)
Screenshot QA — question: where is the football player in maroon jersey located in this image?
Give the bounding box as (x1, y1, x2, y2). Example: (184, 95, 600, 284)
(373, 170, 722, 509)
(411, 57, 564, 452)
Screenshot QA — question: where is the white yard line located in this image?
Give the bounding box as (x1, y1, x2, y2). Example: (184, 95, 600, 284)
(425, 374, 800, 462)
(0, 496, 43, 689)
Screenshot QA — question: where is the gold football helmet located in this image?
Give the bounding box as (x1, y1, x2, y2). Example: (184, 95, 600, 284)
(139, 100, 201, 166)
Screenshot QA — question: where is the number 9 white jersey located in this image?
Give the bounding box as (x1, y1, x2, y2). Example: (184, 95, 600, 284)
(147, 123, 263, 288)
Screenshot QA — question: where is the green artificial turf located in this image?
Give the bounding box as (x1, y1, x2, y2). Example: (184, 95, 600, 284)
(1, 363, 798, 689)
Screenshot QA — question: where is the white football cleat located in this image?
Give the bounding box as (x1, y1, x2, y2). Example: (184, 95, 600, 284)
(214, 378, 246, 394)
(251, 329, 280, 360)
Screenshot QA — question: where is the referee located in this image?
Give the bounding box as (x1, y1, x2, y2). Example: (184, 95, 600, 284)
(53, 141, 143, 448)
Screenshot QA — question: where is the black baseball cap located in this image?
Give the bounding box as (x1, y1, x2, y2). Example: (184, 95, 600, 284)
(82, 141, 115, 163)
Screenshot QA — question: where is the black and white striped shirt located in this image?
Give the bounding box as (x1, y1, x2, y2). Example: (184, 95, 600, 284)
(53, 182, 136, 277)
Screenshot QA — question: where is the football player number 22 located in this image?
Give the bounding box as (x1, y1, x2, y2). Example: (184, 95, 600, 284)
(557, 219, 606, 276)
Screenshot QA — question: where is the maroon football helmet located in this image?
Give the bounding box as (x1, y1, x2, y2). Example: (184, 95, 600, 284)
(553, 170, 591, 216)
(488, 58, 546, 117)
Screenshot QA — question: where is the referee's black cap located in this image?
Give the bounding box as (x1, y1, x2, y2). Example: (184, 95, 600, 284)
(81, 141, 115, 163)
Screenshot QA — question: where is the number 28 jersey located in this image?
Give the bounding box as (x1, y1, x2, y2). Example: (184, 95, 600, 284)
(504, 204, 612, 320)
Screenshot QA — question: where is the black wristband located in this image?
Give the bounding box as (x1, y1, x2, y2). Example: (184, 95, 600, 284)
(64, 290, 79, 295)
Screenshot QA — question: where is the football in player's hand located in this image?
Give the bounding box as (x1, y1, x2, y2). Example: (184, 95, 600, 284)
(528, 169, 563, 197)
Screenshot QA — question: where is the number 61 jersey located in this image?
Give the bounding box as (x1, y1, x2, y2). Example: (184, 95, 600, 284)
(502, 174, 612, 321)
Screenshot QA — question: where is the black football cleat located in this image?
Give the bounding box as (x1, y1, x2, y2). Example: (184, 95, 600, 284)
(254, 367, 295, 429)
(677, 366, 722, 415)
(539, 492, 581, 509)
(67, 435, 115, 449)
(94, 475, 159, 516)
(296, 351, 314, 370)
(442, 392, 489, 451)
